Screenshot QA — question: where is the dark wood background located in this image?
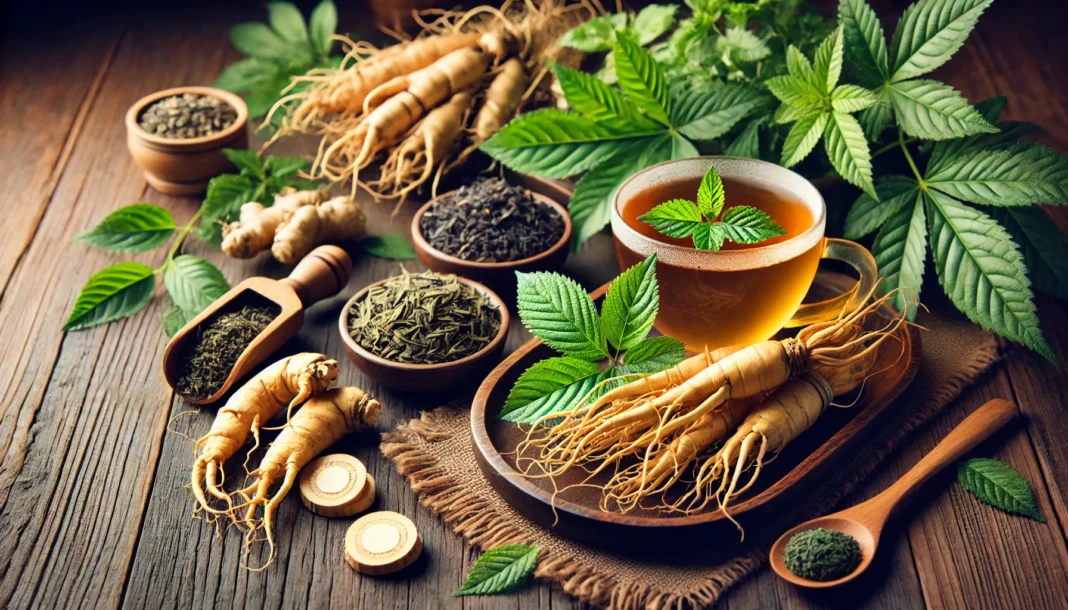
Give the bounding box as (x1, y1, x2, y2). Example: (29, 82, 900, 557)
(1, 1, 1066, 608)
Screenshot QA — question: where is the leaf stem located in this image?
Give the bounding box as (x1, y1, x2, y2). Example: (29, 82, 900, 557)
(157, 207, 205, 273)
(898, 128, 925, 189)
(871, 136, 917, 159)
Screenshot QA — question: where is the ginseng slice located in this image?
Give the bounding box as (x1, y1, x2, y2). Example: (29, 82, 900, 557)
(345, 511, 422, 575)
(299, 453, 369, 518)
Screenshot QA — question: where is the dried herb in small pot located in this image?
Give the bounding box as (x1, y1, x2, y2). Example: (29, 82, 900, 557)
(139, 93, 237, 139)
(347, 270, 500, 365)
(784, 528, 862, 581)
(175, 305, 278, 399)
(419, 178, 565, 263)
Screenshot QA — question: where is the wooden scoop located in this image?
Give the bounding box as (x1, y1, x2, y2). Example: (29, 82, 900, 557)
(162, 245, 352, 404)
(770, 398, 1016, 588)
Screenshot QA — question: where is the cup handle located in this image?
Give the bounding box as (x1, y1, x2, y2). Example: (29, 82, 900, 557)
(783, 238, 878, 328)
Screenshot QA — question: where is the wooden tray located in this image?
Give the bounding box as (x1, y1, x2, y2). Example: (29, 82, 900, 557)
(471, 276, 920, 552)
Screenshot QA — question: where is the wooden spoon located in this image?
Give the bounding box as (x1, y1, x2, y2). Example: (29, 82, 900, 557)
(162, 245, 352, 404)
(770, 398, 1016, 588)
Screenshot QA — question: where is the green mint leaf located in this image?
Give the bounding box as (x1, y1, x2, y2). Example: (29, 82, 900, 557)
(838, 0, 890, 80)
(725, 118, 763, 158)
(454, 544, 540, 596)
(568, 146, 647, 251)
(697, 165, 726, 219)
(859, 86, 893, 139)
(782, 111, 829, 168)
(613, 36, 671, 126)
(692, 223, 727, 251)
(601, 254, 659, 351)
(872, 192, 927, 319)
(785, 45, 817, 85)
(844, 175, 920, 239)
(212, 58, 279, 93)
(229, 22, 300, 62)
(552, 62, 655, 127)
(718, 205, 787, 244)
(500, 356, 602, 421)
(926, 191, 1056, 362)
(558, 14, 617, 52)
(889, 79, 997, 140)
(309, 0, 338, 58)
(633, 4, 677, 45)
(73, 204, 176, 253)
(358, 234, 416, 260)
(825, 110, 878, 200)
(481, 109, 662, 179)
(890, 0, 993, 82)
(64, 262, 156, 331)
(673, 84, 765, 141)
(266, 2, 309, 45)
(501, 367, 607, 425)
(717, 27, 771, 63)
(223, 148, 264, 177)
(621, 336, 686, 373)
(162, 296, 187, 337)
(812, 26, 845, 93)
(958, 458, 1046, 523)
(926, 143, 1068, 206)
(638, 198, 704, 238)
(765, 75, 825, 113)
(163, 255, 230, 320)
(515, 271, 607, 360)
(831, 84, 879, 113)
(990, 207, 1068, 300)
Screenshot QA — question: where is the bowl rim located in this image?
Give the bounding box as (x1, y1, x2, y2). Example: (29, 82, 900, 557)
(126, 86, 249, 148)
(337, 274, 511, 372)
(410, 187, 572, 269)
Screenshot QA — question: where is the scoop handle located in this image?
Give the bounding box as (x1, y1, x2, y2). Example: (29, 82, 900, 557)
(280, 245, 352, 308)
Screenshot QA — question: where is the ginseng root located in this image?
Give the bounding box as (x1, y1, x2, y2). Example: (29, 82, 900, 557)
(270, 196, 366, 264)
(190, 353, 338, 517)
(221, 188, 325, 259)
(449, 58, 528, 169)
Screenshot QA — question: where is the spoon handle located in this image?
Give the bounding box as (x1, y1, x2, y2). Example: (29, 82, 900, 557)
(874, 398, 1016, 514)
(280, 245, 353, 308)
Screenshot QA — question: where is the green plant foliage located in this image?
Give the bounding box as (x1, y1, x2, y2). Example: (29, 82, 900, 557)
(356, 234, 416, 260)
(958, 458, 1046, 523)
(64, 263, 156, 331)
(163, 255, 230, 329)
(73, 204, 176, 253)
(454, 544, 540, 596)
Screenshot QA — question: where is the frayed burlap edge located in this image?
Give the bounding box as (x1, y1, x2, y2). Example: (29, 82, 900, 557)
(381, 337, 1000, 609)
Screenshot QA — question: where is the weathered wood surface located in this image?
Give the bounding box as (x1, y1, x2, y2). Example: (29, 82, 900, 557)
(0, 1, 1065, 609)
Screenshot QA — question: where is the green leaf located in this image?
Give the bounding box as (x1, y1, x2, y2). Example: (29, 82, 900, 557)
(620, 335, 686, 373)
(266, 155, 309, 177)
(781, 111, 829, 168)
(872, 192, 927, 319)
(613, 36, 671, 126)
(229, 22, 299, 62)
(785, 44, 817, 85)
(774, 102, 820, 125)
(358, 234, 416, 260)
(831, 85, 878, 113)
(725, 118, 763, 158)
(64, 262, 156, 331)
(812, 26, 845, 93)
(503, 368, 609, 425)
(515, 271, 607, 360)
(224, 148, 264, 176)
(309, 0, 338, 57)
(454, 544, 540, 596)
(838, 0, 889, 80)
(958, 458, 1046, 523)
(926, 144, 1068, 206)
(717, 205, 787, 244)
(673, 84, 764, 141)
(692, 222, 727, 250)
(928, 120, 1046, 173)
(639, 132, 699, 162)
(889, 79, 997, 140)
(568, 143, 651, 250)
(212, 58, 279, 93)
(890, 0, 993, 82)
(558, 14, 618, 52)
(825, 110, 878, 200)
(481, 109, 661, 179)
(73, 204, 176, 253)
(198, 173, 254, 243)
(764, 75, 824, 112)
(552, 63, 654, 127)
(638, 198, 704, 238)
(266, 3, 309, 44)
(163, 255, 230, 319)
(844, 175, 920, 239)
(717, 27, 771, 63)
(500, 356, 602, 420)
(926, 190, 1055, 362)
(601, 254, 659, 351)
(633, 5, 678, 45)
(990, 207, 1068, 300)
(697, 165, 726, 219)
(859, 86, 893, 140)
(162, 297, 187, 337)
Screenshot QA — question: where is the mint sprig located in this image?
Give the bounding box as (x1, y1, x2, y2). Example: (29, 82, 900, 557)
(638, 164, 785, 251)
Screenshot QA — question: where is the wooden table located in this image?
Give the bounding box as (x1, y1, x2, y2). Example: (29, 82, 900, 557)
(2, 1, 1066, 608)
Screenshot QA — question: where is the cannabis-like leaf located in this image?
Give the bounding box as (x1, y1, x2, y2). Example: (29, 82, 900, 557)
(454, 544, 540, 597)
(958, 458, 1046, 523)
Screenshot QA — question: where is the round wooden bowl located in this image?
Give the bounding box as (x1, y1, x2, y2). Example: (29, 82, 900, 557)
(126, 86, 248, 195)
(410, 189, 571, 296)
(338, 276, 510, 393)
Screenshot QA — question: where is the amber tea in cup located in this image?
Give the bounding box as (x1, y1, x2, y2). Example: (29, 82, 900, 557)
(611, 157, 876, 352)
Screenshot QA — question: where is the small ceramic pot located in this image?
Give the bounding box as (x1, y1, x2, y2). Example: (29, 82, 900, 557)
(410, 189, 571, 296)
(338, 276, 510, 393)
(126, 86, 249, 195)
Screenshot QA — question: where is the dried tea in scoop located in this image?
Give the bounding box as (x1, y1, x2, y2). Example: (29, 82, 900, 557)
(175, 305, 278, 399)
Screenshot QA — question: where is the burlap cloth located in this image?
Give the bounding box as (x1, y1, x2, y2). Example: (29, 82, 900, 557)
(381, 310, 999, 609)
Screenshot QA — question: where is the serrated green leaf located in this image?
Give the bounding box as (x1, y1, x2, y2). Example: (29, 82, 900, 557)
(162, 297, 187, 337)
(223, 149, 264, 176)
(481, 109, 661, 179)
(358, 234, 416, 260)
(266, 155, 309, 178)
(825, 110, 878, 200)
(613, 36, 671, 126)
(782, 111, 829, 168)
(266, 3, 309, 45)
(765, 75, 825, 112)
(890, 0, 993, 82)
(568, 143, 652, 251)
(558, 14, 618, 52)
(73, 204, 176, 253)
(873, 192, 927, 319)
(634, 4, 677, 45)
(230, 22, 301, 62)
(844, 175, 920, 239)
(553, 63, 654, 127)
(213, 58, 279, 93)
(717, 27, 771, 63)
(64, 263, 156, 331)
(638, 198, 704, 238)
(889, 79, 997, 140)
(926, 190, 1055, 362)
(601, 254, 659, 351)
(990, 207, 1068, 300)
(697, 165, 725, 219)
(831, 85, 878, 113)
(503, 369, 609, 425)
(717, 205, 787, 244)
(859, 85, 893, 140)
(673, 84, 764, 140)
(926, 143, 1068, 206)
(725, 118, 763, 158)
(501, 356, 602, 420)
(515, 271, 607, 360)
(454, 544, 540, 596)
(774, 102, 821, 125)
(928, 121, 1046, 173)
(621, 335, 686, 373)
(838, 0, 889, 80)
(813, 26, 845, 93)
(785, 44, 816, 84)
(692, 222, 727, 250)
(958, 458, 1046, 523)
(163, 255, 230, 319)
(309, 0, 338, 57)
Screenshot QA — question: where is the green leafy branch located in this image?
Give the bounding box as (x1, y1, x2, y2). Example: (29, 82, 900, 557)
(499, 255, 684, 425)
